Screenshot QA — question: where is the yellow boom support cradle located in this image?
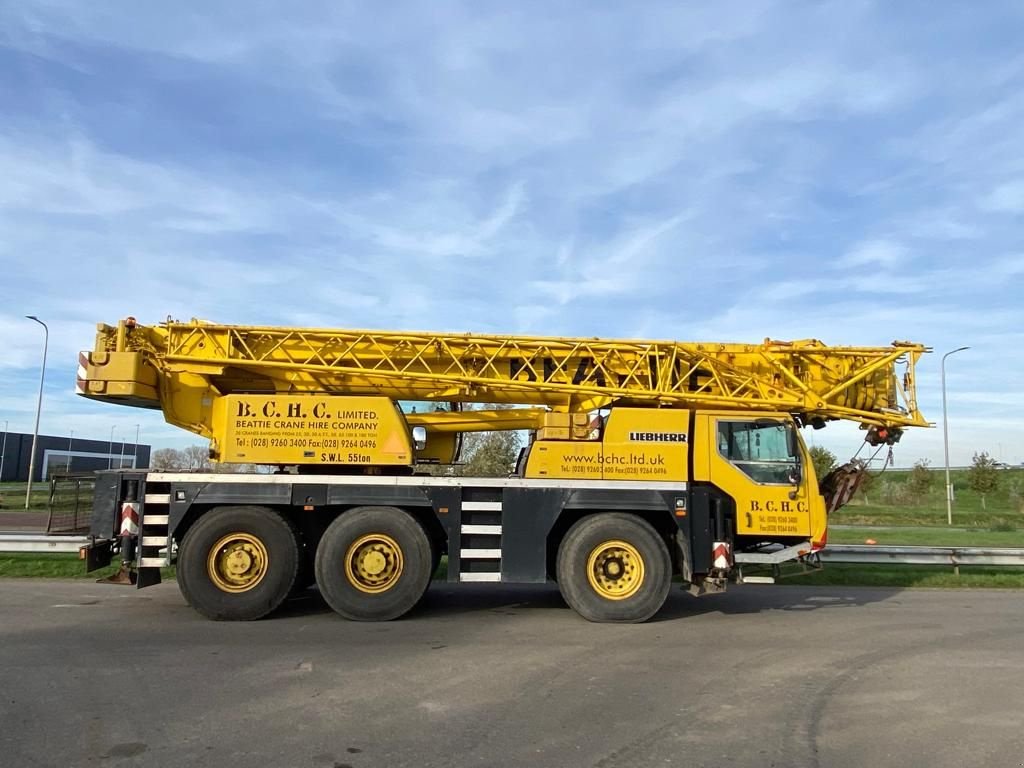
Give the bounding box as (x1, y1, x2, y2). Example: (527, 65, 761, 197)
(78, 318, 929, 466)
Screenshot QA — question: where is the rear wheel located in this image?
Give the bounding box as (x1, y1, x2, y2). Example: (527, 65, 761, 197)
(178, 506, 300, 621)
(556, 513, 671, 623)
(315, 506, 433, 621)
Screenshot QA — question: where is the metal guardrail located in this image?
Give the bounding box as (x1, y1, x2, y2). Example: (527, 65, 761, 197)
(1, 536, 1023, 569)
(821, 544, 1024, 567)
(0, 533, 89, 553)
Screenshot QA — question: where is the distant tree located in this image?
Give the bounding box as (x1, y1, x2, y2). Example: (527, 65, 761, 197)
(906, 458, 934, 504)
(233, 462, 272, 474)
(809, 445, 837, 483)
(211, 462, 272, 474)
(458, 431, 522, 477)
(150, 448, 186, 471)
(182, 444, 213, 471)
(857, 467, 877, 505)
(967, 451, 1000, 510)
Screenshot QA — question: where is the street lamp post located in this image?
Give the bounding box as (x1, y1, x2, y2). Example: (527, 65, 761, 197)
(133, 424, 140, 468)
(25, 316, 48, 509)
(942, 346, 970, 526)
(109, 426, 117, 469)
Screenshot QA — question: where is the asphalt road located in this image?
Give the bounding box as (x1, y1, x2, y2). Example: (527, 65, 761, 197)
(1, 581, 1022, 768)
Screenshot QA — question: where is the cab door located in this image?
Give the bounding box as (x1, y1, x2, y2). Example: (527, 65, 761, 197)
(693, 412, 811, 538)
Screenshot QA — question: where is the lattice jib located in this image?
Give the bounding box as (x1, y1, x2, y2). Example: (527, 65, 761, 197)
(92, 320, 929, 428)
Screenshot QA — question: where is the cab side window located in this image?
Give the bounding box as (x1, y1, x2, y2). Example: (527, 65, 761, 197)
(717, 420, 799, 485)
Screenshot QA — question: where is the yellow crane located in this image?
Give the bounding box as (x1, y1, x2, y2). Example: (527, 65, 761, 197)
(79, 318, 928, 623)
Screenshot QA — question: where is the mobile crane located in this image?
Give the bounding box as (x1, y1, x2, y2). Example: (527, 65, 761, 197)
(78, 318, 929, 623)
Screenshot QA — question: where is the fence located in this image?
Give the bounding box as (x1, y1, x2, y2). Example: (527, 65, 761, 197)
(46, 473, 96, 534)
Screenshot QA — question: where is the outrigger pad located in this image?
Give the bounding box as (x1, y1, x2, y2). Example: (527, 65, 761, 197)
(98, 565, 136, 585)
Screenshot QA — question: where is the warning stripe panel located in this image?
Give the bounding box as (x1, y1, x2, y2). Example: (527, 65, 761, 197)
(460, 572, 502, 582)
(460, 524, 502, 535)
(76, 352, 89, 394)
(460, 548, 502, 559)
(462, 501, 502, 511)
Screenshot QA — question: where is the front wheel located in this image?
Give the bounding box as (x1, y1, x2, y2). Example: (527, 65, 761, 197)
(177, 506, 300, 621)
(315, 507, 433, 621)
(556, 513, 672, 623)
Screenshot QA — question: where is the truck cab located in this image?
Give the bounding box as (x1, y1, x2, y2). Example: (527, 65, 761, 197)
(693, 411, 826, 551)
(519, 407, 827, 552)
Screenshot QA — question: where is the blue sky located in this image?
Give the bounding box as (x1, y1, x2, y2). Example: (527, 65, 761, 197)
(0, 1, 1021, 466)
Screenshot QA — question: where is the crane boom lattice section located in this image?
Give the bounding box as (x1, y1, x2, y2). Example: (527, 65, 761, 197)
(85, 320, 928, 429)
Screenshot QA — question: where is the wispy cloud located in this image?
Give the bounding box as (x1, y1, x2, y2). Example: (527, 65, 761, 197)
(839, 239, 908, 269)
(0, 0, 1022, 465)
(981, 180, 1024, 213)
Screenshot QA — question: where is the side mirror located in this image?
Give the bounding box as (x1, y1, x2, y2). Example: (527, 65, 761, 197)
(412, 426, 427, 451)
(788, 464, 802, 486)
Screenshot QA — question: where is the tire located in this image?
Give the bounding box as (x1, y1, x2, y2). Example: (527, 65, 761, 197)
(556, 513, 672, 623)
(177, 506, 300, 621)
(315, 506, 433, 621)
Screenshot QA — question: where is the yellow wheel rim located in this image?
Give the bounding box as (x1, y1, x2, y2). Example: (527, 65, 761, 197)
(207, 532, 269, 593)
(345, 533, 404, 594)
(586, 539, 645, 600)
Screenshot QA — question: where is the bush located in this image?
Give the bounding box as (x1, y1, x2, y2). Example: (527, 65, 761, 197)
(968, 452, 1000, 510)
(1006, 479, 1023, 513)
(879, 478, 915, 506)
(809, 446, 837, 482)
(857, 469, 877, 504)
(906, 459, 934, 504)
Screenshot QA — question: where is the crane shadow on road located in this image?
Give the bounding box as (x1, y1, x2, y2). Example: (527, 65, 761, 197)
(415, 582, 901, 622)
(275, 581, 902, 622)
(652, 584, 902, 622)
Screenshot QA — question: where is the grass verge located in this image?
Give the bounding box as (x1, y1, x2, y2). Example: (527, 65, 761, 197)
(830, 466, 1024, 528)
(0, 554, 175, 580)
(827, 527, 1024, 547)
(0, 481, 55, 513)
(786, 564, 1024, 589)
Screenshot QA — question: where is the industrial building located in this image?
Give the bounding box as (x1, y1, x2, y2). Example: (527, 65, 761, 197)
(0, 431, 150, 483)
